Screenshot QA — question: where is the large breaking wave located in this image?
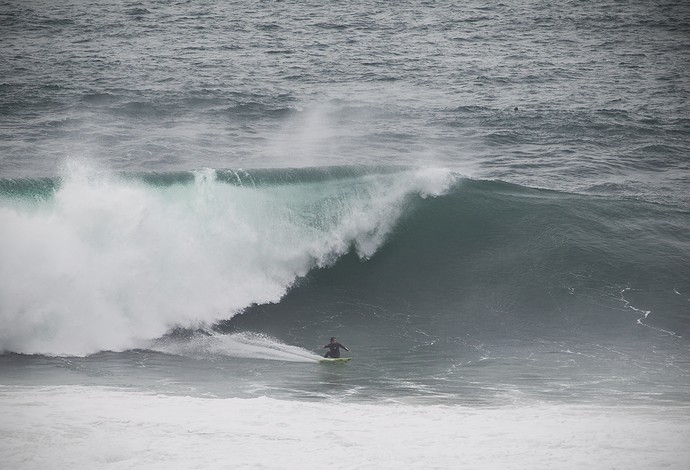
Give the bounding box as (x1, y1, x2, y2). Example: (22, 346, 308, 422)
(2, 161, 689, 358)
(0, 161, 455, 355)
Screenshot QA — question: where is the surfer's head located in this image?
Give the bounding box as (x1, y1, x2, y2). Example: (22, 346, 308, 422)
(330, 337, 337, 342)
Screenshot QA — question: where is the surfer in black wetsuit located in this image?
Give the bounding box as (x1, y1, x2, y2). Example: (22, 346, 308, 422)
(323, 337, 349, 358)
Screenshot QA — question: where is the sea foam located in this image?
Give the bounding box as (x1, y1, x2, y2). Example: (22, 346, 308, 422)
(1, 385, 688, 470)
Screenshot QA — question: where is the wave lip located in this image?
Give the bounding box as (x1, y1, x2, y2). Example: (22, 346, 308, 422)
(0, 162, 456, 356)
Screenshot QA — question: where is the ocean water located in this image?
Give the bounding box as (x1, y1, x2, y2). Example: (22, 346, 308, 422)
(1, 0, 690, 468)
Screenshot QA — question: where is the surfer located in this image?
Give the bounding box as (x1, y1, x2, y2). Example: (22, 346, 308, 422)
(323, 337, 349, 358)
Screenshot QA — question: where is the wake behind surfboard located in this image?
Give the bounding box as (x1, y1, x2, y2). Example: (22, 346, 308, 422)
(319, 357, 352, 363)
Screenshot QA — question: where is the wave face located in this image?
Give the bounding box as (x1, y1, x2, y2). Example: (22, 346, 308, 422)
(0, 162, 455, 355)
(224, 176, 690, 351)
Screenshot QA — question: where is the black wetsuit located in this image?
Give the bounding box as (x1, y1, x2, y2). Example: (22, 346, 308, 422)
(323, 342, 349, 358)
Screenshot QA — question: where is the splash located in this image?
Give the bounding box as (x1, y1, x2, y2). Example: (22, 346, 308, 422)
(151, 331, 321, 362)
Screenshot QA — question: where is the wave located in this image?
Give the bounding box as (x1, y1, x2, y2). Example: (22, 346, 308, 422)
(222, 176, 690, 355)
(0, 161, 455, 355)
(2, 162, 689, 357)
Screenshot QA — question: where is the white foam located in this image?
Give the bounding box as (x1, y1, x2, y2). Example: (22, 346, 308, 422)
(0, 160, 456, 355)
(1, 385, 689, 470)
(620, 288, 680, 337)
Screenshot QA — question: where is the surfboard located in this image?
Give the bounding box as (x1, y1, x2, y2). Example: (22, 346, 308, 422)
(319, 357, 352, 363)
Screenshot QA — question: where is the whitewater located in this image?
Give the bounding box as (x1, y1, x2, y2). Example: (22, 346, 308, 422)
(2, 0, 690, 468)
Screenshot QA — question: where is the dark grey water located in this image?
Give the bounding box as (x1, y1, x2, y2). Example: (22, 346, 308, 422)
(2, 0, 689, 204)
